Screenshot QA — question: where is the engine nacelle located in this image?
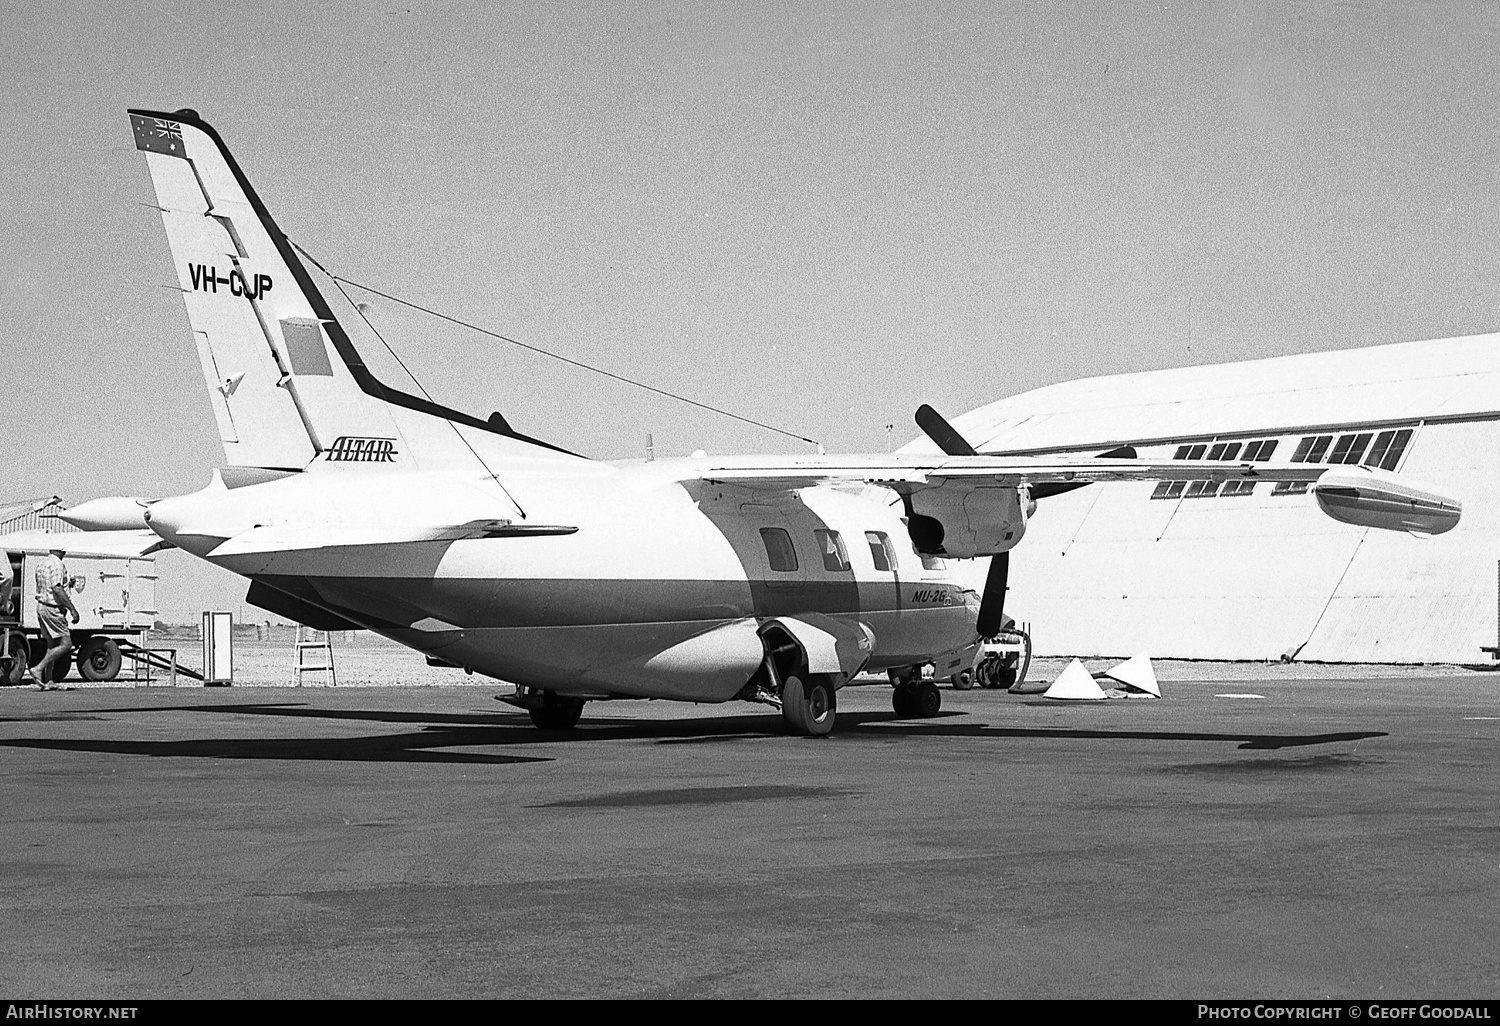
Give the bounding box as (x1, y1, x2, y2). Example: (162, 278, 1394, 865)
(906, 483, 1030, 558)
(1313, 467, 1461, 536)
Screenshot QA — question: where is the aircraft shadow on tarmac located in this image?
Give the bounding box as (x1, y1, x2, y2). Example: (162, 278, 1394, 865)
(0, 702, 1387, 762)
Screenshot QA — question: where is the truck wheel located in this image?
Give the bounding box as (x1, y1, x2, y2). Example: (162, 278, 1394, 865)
(77, 637, 123, 682)
(977, 655, 1003, 689)
(1, 634, 25, 686)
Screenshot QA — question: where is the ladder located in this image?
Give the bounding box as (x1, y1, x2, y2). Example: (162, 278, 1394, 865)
(293, 626, 336, 686)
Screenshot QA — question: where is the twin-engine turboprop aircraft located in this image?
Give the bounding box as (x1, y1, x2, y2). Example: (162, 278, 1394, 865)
(68, 109, 1462, 735)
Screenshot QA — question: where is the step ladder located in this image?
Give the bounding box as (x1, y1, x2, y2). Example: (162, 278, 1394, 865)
(293, 626, 336, 686)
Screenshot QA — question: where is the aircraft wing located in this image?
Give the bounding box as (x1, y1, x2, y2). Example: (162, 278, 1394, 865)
(687, 453, 1324, 491)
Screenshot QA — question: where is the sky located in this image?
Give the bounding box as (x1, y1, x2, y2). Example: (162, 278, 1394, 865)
(3, 0, 1499, 619)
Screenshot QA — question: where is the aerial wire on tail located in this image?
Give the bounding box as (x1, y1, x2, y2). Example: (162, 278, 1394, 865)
(292, 241, 530, 518)
(287, 240, 823, 451)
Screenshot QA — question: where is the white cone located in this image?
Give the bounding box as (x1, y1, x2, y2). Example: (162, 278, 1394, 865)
(1101, 652, 1160, 697)
(1044, 659, 1108, 701)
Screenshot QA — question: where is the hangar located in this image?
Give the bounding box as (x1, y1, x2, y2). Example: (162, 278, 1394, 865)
(919, 331, 1500, 664)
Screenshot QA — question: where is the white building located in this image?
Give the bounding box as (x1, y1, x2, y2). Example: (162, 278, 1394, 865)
(925, 332, 1500, 663)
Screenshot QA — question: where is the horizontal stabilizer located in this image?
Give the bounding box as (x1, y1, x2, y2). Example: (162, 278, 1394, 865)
(210, 520, 578, 557)
(0, 529, 170, 558)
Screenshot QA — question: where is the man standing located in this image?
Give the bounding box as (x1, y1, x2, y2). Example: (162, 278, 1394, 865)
(28, 547, 78, 690)
(0, 552, 12, 617)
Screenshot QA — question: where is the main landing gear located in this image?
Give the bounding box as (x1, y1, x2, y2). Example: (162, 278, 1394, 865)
(889, 668, 941, 719)
(527, 690, 586, 730)
(781, 673, 837, 737)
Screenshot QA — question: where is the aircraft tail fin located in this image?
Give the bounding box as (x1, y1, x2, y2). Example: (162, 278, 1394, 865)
(128, 108, 573, 474)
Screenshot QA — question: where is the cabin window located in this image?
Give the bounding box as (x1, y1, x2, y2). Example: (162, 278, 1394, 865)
(815, 529, 850, 572)
(920, 553, 947, 571)
(759, 528, 799, 572)
(866, 531, 896, 572)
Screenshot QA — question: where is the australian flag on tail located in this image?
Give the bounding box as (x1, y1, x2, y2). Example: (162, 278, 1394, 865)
(130, 114, 185, 157)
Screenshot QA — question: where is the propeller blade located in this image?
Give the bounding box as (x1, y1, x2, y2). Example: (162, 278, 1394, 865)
(914, 404, 978, 457)
(976, 550, 1010, 639)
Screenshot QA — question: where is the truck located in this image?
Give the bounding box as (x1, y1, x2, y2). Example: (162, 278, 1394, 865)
(933, 620, 1034, 691)
(0, 536, 159, 685)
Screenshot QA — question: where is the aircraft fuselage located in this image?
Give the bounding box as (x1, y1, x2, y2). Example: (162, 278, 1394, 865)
(144, 459, 980, 700)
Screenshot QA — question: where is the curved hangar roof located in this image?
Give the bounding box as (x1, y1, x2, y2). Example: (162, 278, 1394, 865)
(923, 331, 1500, 455)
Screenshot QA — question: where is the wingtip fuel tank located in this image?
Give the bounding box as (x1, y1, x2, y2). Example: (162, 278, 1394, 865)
(1313, 467, 1462, 536)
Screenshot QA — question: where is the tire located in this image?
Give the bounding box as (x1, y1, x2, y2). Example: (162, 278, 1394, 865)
(950, 670, 974, 691)
(915, 681, 942, 718)
(892, 683, 917, 718)
(76, 637, 123, 683)
(1, 633, 25, 686)
(783, 674, 835, 737)
(528, 692, 585, 730)
(977, 656, 1003, 689)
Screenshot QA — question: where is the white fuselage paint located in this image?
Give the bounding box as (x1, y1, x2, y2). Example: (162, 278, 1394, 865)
(145, 458, 980, 700)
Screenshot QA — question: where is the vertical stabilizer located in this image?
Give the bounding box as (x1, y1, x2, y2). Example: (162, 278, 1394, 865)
(129, 108, 575, 475)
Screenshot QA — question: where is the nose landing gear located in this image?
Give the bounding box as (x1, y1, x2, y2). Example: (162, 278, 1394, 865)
(889, 668, 941, 719)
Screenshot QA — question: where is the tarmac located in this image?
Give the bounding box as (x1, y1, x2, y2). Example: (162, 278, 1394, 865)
(1, 670, 1497, 999)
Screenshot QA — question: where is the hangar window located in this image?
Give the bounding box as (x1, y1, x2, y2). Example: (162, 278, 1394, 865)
(1207, 442, 1242, 461)
(1363, 428, 1413, 471)
(1220, 480, 1256, 496)
(1242, 439, 1278, 461)
(920, 553, 947, 571)
(814, 529, 850, 572)
(1185, 480, 1220, 498)
(1291, 435, 1333, 463)
(866, 531, 896, 572)
(759, 528, 799, 572)
(1273, 481, 1311, 495)
(1151, 480, 1187, 500)
(1328, 433, 1373, 465)
(1172, 444, 1208, 460)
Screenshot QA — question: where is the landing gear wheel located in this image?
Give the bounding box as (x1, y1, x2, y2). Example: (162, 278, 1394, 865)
(76, 637, 122, 683)
(1, 633, 25, 686)
(892, 683, 917, 718)
(528, 692, 586, 730)
(915, 681, 942, 717)
(782, 674, 836, 737)
(950, 670, 973, 691)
